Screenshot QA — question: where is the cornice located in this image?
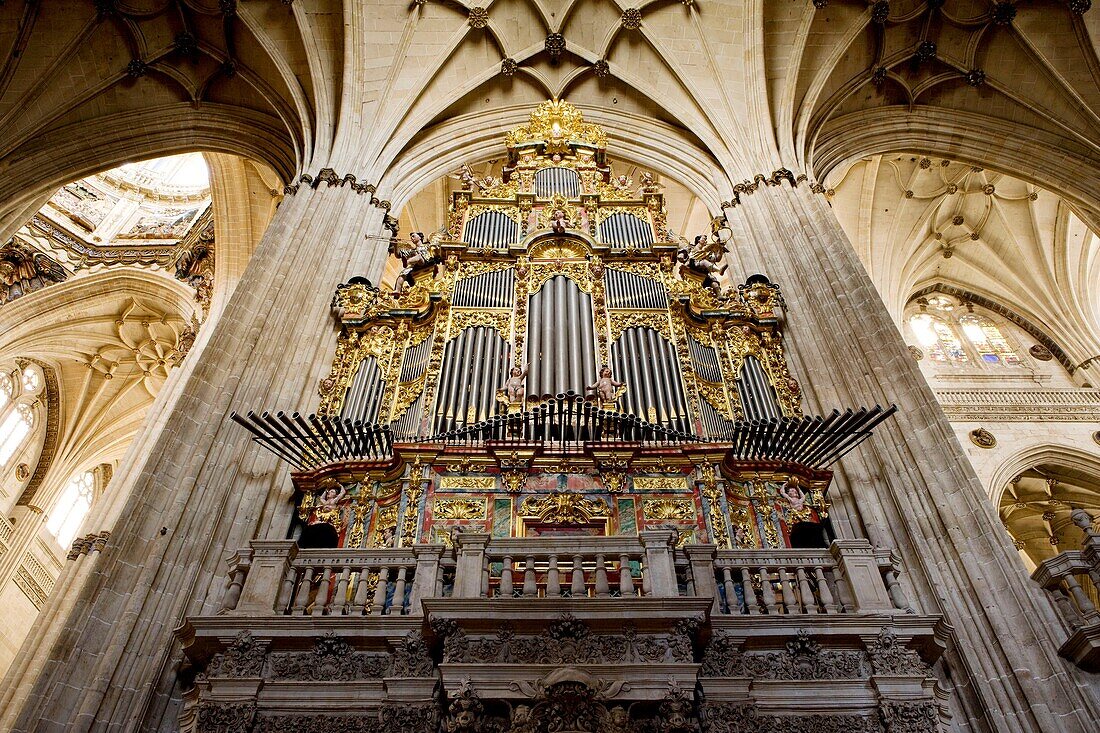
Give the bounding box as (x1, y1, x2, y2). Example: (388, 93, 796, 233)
(281, 169, 391, 211)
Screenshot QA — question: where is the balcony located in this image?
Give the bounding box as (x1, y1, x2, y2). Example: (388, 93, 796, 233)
(177, 534, 948, 732)
(1031, 509, 1100, 672)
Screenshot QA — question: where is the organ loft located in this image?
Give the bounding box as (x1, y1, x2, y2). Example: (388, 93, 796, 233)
(172, 101, 945, 733)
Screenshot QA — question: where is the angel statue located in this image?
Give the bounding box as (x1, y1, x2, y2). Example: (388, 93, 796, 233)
(676, 233, 728, 295)
(503, 363, 529, 403)
(550, 207, 570, 234)
(393, 231, 439, 293)
(496, 362, 531, 414)
(450, 163, 477, 191)
(586, 365, 626, 404)
(637, 170, 663, 194)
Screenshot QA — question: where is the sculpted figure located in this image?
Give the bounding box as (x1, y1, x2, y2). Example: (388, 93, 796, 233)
(637, 171, 662, 194)
(504, 364, 529, 403)
(586, 366, 625, 402)
(781, 480, 806, 512)
(451, 163, 477, 190)
(394, 231, 437, 293)
(507, 704, 536, 733)
(550, 207, 570, 234)
(676, 234, 728, 295)
(317, 484, 347, 508)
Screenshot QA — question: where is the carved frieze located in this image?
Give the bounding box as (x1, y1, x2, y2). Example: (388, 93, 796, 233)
(701, 631, 868, 680)
(699, 704, 881, 733)
(866, 628, 931, 676)
(266, 633, 389, 681)
(206, 631, 267, 677)
(440, 615, 695, 665)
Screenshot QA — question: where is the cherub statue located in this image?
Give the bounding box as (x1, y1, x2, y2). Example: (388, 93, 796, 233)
(317, 482, 347, 508)
(503, 364, 529, 403)
(586, 366, 625, 402)
(507, 704, 536, 733)
(394, 231, 438, 293)
(550, 207, 570, 234)
(638, 171, 662, 194)
(612, 173, 632, 193)
(781, 480, 806, 512)
(676, 234, 728, 295)
(602, 706, 633, 733)
(451, 163, 477, 190)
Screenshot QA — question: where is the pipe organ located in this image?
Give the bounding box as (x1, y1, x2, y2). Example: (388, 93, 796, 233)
(237, 100, 895, 560)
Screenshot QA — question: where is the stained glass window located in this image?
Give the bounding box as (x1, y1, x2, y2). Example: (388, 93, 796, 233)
(959, 314, 1021, 366)
(46, 471, 95, 548)
(0, 404, 32, 465)
(909, 314, 969, 363)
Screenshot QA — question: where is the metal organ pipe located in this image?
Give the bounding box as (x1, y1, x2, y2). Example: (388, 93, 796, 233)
(567, 279, 582, 392)
(646, 328, 671, 424)
(539, 280, 554, 393)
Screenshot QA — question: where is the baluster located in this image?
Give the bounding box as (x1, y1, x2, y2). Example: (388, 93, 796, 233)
(814, 566, 838, 613)
(335, 566, 351, 615)
(481, 557, 490, 598)
(721, 567, 737, 615)
(391, 567, 408, 614)
(796, 567, 816, 614)
(571, 554, 586, 597)
(523, 555, 538, 596)
(619, 554, 635, 597)
(221, 567, 246, 613)
(777, 567, 798, 613)
(313, 566, 333, 616)
(500, 556, 514, 597)
(830, 567, 854, 612)
(759, 566, 779, 614)
(595, 554, 610, 597)
(1050, 587, 1083, 628)
(1063, 575, 1098, 616)
(883, 568, 911, 611)
(277, 565, 298, 614)
(292, 566, 314, 615)
(547, 555, 561, 597)
(371, 567, 391, 614)
(352, 565, 372, 614)
(740, 567, 757, 615)
(641, 558, 652, 597)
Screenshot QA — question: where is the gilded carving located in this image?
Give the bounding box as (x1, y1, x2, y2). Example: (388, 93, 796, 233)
(449, 309, 512, 341)
(520, 493, 610, 523)
(642, 497, 695, 521)
(633, 476, 689, 491)
(434, 497, 488, 520)
(440, 475, 496, 490)
(608, 309, 672, 342)
(505, 99, 607, 150)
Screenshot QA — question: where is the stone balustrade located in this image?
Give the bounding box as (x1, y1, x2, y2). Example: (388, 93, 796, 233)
(217, 534, 911, 619)
(1031, 509, 1100, 671)
(180, 535, 947, 732)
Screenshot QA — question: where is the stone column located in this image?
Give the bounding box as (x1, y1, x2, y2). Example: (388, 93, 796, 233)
(0, 183, 390, 732)
(722, 183, 1100, 731)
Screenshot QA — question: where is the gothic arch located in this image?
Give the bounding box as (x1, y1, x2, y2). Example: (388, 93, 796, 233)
(382, 104, 728, 216)
(988, 445, 1100, 507)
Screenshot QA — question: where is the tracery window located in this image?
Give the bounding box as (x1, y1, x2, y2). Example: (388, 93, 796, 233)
(0, 365, 41, 466)
(908, 313, 968, 364)
(959, 313, 1021, 365)
(46, 470, 95, 548)
(907, 295, 1025, 368)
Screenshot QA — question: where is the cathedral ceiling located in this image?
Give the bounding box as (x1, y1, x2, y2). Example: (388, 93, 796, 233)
(827, 153, 1100, 366)
(2, 2, 1096, 209)
(0, 272, 193, 510)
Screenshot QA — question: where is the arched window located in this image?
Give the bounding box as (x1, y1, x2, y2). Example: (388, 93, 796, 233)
(909, 313, 969, 364)
(46, 470, 95, 548)
(959, 313, 1021, 366)
(0, 364, 41, 466)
